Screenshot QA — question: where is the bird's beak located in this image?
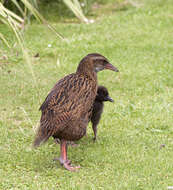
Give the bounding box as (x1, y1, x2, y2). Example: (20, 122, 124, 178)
(104, 63, 119, 72)
(105, 96, 114, 102)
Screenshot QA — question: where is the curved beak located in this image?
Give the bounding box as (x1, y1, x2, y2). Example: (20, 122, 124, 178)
(104, 63, 119, 72)
(105, 96, 114, 102)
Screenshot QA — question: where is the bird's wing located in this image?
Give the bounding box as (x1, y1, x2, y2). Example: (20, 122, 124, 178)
(39, 73, 96, 135)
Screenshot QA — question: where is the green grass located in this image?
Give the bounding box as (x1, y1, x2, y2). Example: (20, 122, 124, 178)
(0, 0, 173, 189)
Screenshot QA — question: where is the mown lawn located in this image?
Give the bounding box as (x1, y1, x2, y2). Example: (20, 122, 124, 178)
(0, 0, 173, 189)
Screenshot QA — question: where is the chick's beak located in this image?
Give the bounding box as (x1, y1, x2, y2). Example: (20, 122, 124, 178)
(104, 63, 119, 72)
(105, 96, 114, 102)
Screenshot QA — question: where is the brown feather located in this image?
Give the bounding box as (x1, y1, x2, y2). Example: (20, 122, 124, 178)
(33, 53, 118, 148)
(34, 71, 97, 147)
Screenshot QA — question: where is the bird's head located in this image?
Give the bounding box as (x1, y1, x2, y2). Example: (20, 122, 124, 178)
(77, 53, 119, 75)
(95, 86, 114, 102)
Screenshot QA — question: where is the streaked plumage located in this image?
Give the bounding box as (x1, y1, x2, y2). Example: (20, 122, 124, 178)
(33, 53, 119, 171)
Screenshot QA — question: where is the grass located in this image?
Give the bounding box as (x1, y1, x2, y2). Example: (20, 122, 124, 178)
(0, 0, 173, 189)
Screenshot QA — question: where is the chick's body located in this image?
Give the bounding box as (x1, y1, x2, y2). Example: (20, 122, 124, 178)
(91, 86, 114, 141)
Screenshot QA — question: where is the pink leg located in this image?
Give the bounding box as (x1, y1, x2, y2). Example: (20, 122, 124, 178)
(59, 140, 80, 171)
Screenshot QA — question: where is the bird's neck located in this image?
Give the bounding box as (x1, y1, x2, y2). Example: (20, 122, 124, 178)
(95, 99, 104, 104)
(76, 69, 97, 83)
(76, 61, 97, 82)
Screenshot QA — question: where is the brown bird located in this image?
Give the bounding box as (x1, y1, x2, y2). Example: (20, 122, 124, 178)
(91, 86, 114, 141)
(33, 53, 119, 171)
(54, 86, 114, 145)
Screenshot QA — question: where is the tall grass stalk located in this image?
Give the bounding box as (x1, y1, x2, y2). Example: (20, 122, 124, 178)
(7, 11, 41, 102)
(63, 0, 89, 23)
(0, 0, 65, 103)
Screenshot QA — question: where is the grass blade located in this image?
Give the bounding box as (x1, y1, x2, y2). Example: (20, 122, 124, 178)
(63, 0, 89, 23)
(0, 32, 10, 48)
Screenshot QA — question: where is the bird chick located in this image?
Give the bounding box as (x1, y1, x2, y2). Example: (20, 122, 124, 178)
(91, 86, 114, 141)
(33, 53, 119, 171)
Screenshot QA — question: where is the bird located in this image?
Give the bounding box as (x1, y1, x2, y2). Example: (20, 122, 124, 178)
(54, 86, 114, 145)
(33, 53, 119, 171)
(91, 85, 114, 141)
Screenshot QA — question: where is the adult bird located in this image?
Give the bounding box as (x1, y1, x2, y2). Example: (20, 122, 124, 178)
(33, 53, 119, 171)
(54, 86, 114, 145)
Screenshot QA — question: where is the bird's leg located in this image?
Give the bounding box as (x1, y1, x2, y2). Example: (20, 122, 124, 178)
(53, 138, 67, 161)
(53, 139, 78, 161)
(59, 139, 80, 171)
(92, 124, 97, 141)
(59, 140, 70, 164)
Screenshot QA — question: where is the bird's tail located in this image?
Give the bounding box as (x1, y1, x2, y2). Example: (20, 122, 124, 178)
(33, 126, 50, 148)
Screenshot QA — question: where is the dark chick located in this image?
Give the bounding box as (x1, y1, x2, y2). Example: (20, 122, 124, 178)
(91, 86, 114, 141)
(33, 53, 119, 171)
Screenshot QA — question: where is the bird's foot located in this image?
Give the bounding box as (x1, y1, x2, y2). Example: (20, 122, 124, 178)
(63, 162, 80, 172)
(56, 157, 71, 165)
(59, 158, 80, 171)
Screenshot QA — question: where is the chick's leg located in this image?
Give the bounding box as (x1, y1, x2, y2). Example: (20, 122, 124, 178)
(92, 124, 98, 141)
(59, 139, 80, 171)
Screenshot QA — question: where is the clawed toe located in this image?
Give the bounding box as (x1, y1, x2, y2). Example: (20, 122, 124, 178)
(63, 162, 80, 171)
(53, 157, 71, 165)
